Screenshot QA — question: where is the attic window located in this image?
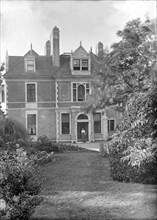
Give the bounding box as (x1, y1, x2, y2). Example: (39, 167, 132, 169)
(82, 59, 88, 70)
(73, 59, 80, 70)
(26, 60, 35, 72)
(73, 59, 88, 71)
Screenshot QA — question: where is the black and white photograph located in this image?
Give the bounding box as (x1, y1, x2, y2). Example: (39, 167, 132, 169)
(0, 0, 157, 219)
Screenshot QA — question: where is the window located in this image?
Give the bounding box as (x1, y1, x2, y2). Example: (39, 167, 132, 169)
(73, 83, 89, 102)
(27, 84, 36, 102)
(73, 59, 88, 71)
(27, 114, 36, 135)
(73, 59, 80, 70)
(108, 119, 115, 132)
(26, 60, 35, 71)
(78, 84, 85, 101)
(82, 59, 88, 70)
(78, 114, 88, 120)
(86, 83, 90, 95)
(94, 113, 101, 133)
(62, 113, 70, 134)
(2, 85, 5, 103)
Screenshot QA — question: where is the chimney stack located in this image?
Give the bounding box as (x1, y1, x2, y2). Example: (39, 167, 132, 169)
(50, 26, 60, 66)
(98, 42, 104, 58)
(45, 40, 51, 56)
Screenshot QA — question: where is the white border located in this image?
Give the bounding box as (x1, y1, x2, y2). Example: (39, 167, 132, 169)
(25, 110, 38, 137)
(25, 82, 37, 103)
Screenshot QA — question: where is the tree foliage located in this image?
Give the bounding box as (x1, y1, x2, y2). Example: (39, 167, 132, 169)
(88, 18, 157, 183)
(86, 18, 157, 112)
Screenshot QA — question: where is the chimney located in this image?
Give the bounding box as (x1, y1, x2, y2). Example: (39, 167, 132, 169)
(98, 42, 104, 58)
(45, 40, 51, 56)
(51, 26, 60, 66)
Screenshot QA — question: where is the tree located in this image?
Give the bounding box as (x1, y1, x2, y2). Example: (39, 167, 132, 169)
(85, 18, 157, 112)
(87, 18, 157, 184)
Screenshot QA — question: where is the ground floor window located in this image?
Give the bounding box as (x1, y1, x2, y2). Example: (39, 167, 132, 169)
(94, 113, 101, 133)
(108, 119, 115, 132)
(27, 114, 36, 135)
(61, 113, 70, 134)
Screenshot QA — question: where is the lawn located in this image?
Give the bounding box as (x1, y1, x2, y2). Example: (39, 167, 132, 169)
(32, 151, 157, 220)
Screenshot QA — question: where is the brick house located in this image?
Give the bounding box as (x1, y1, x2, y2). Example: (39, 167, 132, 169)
(4, 26, 120, 142)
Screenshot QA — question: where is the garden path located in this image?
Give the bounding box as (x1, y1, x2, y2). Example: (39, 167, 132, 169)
(33, 151, 157, 220)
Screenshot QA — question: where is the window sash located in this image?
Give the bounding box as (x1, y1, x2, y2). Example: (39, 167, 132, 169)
(27, 114, 36, 135)
(73, 59, 80, 70)
(108, 120, 115, 132)
(73, 83, 90, 102)
(86, 83, 90, 95)
(82, 59, 88, 70)
(62, 113, 70, 134)
(78, 84, 85, 101)
(27, 84, 36, 102)
(94, 113, 101, 133)
(27, 60, 34, 71)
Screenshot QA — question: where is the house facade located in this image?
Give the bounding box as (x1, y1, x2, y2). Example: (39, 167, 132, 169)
(4, 26, 120, 142)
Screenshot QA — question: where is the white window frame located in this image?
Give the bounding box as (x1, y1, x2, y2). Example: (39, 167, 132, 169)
(73, 58, 89, 71)
(60, 112, 71, 135)
(25, 58, 36, 72)
(26, 110, 38, 136)
(25, 82, 37, 103)
(71, 82, 90, 102)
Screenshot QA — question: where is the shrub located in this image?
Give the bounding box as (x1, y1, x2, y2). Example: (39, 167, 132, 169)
(35, 135, 60, 153)
(108, 127, 157, 184)
(108, 87, 157, 184)
(0, 117, 29, 142)
(99, 142, 109, 157)
(0, 147, 42, 220)
(58, 143, 88, 152)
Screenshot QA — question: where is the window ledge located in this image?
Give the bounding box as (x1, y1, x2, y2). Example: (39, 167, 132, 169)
(26, 103, 37, 109)
(71, 70, 90, 75)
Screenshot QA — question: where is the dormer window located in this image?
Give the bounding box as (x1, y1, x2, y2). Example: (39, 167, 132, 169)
(73, 59, 80, 70)
(26, 59, 35, 72)
(82, 59, 88, 70)
(73, 59, 88, 71)
(71, 44, 91, 75)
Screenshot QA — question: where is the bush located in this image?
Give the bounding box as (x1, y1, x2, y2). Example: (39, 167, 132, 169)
(58, 143, 88, 152)
(34, 135, 60, 153)
(35, 136, 89, 153)
(0, 147, 42, 220)
(99, 142, 109, 157)
(108, 86, 157, 184)
(0, 118, 29, 142)
(108, 130, 157, 184)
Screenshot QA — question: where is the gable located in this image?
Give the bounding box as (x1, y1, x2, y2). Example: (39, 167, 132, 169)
(73, 46, 88, 58)
(24, 49, 39, 57)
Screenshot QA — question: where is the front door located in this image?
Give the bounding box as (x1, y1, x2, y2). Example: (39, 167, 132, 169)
(77, 122, 88, 142)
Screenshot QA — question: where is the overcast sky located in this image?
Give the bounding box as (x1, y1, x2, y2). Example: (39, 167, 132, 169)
(0, 0, 156, 63)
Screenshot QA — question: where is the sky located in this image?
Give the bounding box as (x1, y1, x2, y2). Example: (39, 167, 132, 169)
(0, 0, 156, 63)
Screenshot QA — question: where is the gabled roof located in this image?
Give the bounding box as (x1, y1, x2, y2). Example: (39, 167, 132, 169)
(4, 49, 97, 79)
(24, 49, 39, 57)
(5, 55, 56, 79)
(73, 44, 88, 57)
(73, 45, 88, 54)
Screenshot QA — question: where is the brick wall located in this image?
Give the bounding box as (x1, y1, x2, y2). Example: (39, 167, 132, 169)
(38, 109, 56, 140)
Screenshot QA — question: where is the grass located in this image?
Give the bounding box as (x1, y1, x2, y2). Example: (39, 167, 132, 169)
(32, 151, 157, 220)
